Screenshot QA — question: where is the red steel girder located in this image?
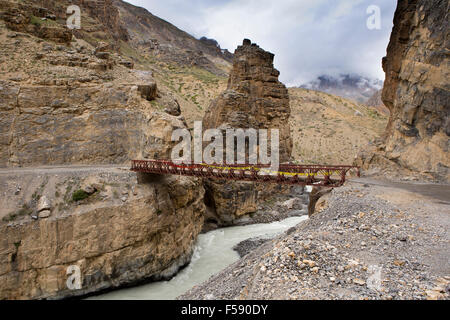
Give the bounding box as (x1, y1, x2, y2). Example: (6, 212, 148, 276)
(130, 159, 360, 187)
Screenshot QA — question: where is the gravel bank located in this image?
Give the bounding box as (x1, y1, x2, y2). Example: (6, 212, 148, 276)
(233, 236, 274, 258)
(179, 180, 450, 300)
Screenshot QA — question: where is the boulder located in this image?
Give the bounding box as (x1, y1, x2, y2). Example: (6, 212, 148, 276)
(94, 42, 112, 54)
(308, 187, 332, 216)
(38, 209, 51, 219)
(37, 196, 51, 212)
(161, 96, 181, 116)
(137, 83, 157, 101)
(118, 58, 134, 69)
(282, 198, 300, 210)
(82, 185, 97, 195)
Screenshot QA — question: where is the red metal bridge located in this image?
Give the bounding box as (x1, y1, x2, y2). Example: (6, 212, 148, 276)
(131, 159, 360, 187)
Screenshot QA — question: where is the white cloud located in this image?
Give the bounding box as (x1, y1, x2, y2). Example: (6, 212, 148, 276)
(124, 0, 396, 86)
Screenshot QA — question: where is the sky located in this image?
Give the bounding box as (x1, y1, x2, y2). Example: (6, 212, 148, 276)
(125, 0, 397, 86)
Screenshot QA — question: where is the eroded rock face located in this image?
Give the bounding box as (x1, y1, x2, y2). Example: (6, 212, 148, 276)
(357, 0, 449, 182)
(203, 39, 292, 160)
(0, 174, 205, 300)
(1, 0, 73, 44)
(0, 80, 185, 167)
(202, 40, 292, 225)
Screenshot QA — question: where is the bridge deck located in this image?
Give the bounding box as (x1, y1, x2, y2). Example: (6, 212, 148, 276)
(131, 160, 360, 187)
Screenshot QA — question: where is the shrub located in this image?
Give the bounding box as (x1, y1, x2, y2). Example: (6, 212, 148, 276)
(30, 16, 43, 26)
(72, 190, 89, 202)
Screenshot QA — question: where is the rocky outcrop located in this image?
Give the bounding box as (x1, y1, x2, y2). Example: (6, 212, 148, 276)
(0, 7, 188, 168)
(357, 0, 449, 182)
(308, 187, 332, 216)
(203, 39, 292, 160)
(0, 0, 129, 45)
(0, 79, 186, 167)
(202, 40, 293, 226)
(0, 0, 73, 44)
(0, 172, 205, 300)
(81, 0, 129, 42)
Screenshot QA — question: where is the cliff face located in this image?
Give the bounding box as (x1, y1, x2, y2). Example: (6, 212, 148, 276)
(0, 0, 192, 167)
(202, 40, 293, 226)
(358, 0, 449, 182)
(0, 0, 209, 299)
(0, 79, 187, 167)
(0, 173, 205, 300)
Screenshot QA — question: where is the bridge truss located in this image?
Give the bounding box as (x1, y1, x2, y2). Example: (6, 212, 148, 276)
(131, 159, 360, 187)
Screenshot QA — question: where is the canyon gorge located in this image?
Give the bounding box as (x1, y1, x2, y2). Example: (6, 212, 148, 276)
(0, 0, 448, 300)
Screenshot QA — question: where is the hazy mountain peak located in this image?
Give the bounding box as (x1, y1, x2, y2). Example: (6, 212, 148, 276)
(299, 74, 383, 104)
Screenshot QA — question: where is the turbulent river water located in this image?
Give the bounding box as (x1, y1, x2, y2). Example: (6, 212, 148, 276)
(91, 216, 308, 300)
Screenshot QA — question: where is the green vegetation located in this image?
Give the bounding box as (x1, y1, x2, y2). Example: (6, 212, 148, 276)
(119, 41, 147, 64)
(185, 67, 222, 84)
(64, 183, 73, 202)
(367, 108, 381, 119)
(2, 204, 33, 222)
(72, 189, 89, 202)
(30, 15, 58, 27)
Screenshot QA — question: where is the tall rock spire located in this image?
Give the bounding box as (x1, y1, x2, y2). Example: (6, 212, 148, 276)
(203, 39, 292, 162)
(201, 39, 293, 228)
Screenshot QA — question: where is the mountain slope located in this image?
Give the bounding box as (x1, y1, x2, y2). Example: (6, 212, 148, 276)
(300, 74, 383, 104)
(366, 89, 390, 116)
(114, 0, 232, 76)
(289, 88, 388, 164)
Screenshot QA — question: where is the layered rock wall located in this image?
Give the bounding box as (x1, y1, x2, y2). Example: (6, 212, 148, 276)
(0, 0, 207, 300)
(358, 0, 449, 182)
(0, 80, 185, 167)
(0, 174, 205, 300)
(203, 39, 292, 161)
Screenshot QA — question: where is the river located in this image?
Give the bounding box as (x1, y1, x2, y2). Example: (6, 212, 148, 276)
(90, 215, 308, 300)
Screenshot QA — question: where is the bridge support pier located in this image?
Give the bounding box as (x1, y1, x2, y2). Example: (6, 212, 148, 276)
(308, 187, 333, 217)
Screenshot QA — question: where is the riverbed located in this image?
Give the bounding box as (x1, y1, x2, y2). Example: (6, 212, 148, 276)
(90, 215, 308, 300)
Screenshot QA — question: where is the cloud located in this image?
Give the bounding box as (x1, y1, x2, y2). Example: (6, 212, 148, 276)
(125, 0, 396, 86)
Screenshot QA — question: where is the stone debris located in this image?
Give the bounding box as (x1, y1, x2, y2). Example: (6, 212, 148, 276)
(179, 182, 450, 300)
(282, 198, 300, 210)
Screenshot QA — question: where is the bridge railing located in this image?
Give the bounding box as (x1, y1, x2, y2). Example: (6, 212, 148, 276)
(130, 159, 360, 187)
